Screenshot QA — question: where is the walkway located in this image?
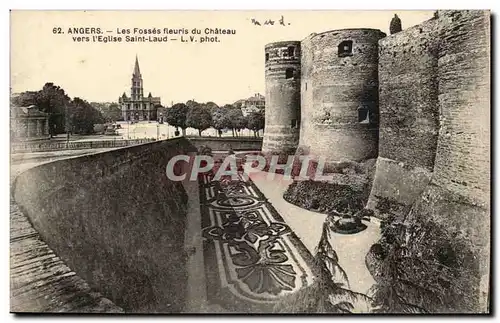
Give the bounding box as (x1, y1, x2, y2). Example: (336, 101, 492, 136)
(250, 172, 380, 295)
(10, 150, 124, 313)
(10, 200, 123, 313)
(11, 147, 124, 165)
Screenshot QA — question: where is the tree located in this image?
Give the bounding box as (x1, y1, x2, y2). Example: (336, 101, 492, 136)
(150, 103, 162, 121)
(211, 106, 231, 137)
(186, 103, 213, 136)
(186, 99, 199, 109)
(94, 102, 122, 122)
(223, 105, 246, 137)
(205, 101, 219, 110)
(38, 83, 74, 136)
(165, 103, 189, 136)
(273, 220, 372, 313)
(11, 91, 38, 107)
(12, 83, 74, 137)
(233, 100, 243, 109)
(390, 14, 402, 34)
(12, 83, 106, 137)
(69, 97, 105, 134)
(246, 110, 265, 137)
(229, 107, 247, 137)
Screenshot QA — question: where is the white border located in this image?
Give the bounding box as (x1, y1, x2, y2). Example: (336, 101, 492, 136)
(2, 1, 497, 323)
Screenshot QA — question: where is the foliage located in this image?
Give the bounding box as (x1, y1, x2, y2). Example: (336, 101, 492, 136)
(186, 103, 213, 136)
(246, 110, 265, 137)
(205, 101, 219, 110)
(227, 107, 247, 136)
(283, 180, 367, 214)
(12, 83, 72, 135)
(69, 97, 105, 134)
(11, 83, 105, 136)
(367, 207, 481, 313)
(185, 99, 199, 109)
(211, 106, 232, 137)
(165, 103, 189, 135)
(91, 102, 122, 122)
(273, 221, 372, 313)
(375, 195, 409, 221)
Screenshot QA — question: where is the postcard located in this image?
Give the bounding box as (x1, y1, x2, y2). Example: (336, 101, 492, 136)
(10, 10, 491, 314)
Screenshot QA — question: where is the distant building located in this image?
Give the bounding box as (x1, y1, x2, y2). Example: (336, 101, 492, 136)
(10, 105, 50, 141)
(235, 93, 265, 116)
(118, 56, 161, 121)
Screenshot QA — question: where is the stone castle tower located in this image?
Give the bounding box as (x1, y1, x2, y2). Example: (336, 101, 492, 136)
(262, 30, 385, 162)
(299, 29, 385, 163)
(119, 56, 161, 121)
(262, 41, 301, 154)
(262, 10, 490, 312)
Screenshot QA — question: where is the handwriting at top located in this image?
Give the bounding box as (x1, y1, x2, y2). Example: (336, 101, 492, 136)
(251, 15, 290, 26)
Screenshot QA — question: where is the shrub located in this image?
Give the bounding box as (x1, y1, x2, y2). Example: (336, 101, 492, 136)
(283, 180, 366, 214)
(367, 211, 481, 313)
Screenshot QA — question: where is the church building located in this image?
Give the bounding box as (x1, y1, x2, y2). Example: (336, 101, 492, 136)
(119, 56, 161, 121)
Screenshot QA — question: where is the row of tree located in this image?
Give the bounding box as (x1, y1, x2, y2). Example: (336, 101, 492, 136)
(12, 82, 106, 135)
(12, 83, 266, 137)
(164, 100, 265, 137)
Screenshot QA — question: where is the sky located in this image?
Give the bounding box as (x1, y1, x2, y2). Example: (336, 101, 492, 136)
(10, 10, 433, 106)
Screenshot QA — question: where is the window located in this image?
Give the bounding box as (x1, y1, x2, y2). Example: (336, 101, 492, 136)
(338, 40, 353, 57)
(265, 53, 269, 62)
(358, 107, 369, 123)
(285, 68, 295, 79)
(291, 119, 297, 128)
(288, 46, 295, 57)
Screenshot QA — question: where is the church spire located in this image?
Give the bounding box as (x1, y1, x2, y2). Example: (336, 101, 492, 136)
(133, 55, 141, 76)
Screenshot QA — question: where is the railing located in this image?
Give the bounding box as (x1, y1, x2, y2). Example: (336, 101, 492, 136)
(11, 139, 155, 154)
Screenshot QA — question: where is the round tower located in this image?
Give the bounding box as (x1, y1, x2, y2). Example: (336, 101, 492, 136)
(298, 29, 386, 163)
(262, 41, 301, 154)
(408, 11, 490, 312)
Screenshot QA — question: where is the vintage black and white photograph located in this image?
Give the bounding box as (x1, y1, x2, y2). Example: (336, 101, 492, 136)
(9, 9, 491, 314)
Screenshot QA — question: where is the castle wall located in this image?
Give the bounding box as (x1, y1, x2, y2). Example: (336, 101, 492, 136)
(262, 41, 301, 154)
(13, 138, 198, 312)
(298, 29, 385, 163)
(409, 10, 491, 312)
(366, 19, 440, 214)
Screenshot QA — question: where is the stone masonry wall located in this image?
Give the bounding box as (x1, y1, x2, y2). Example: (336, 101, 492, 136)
(433, 10, 490, 205)
(13, 138, 198, 313)
(409, 10, 491, 312)
(262, 41, 301, 154)
(298, 29, 385, 163)
(366, 19, 440, 215)
(186, 136, 262, 152)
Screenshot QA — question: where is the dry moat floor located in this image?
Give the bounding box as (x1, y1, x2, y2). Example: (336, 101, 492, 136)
(10, 150, 380, 313)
